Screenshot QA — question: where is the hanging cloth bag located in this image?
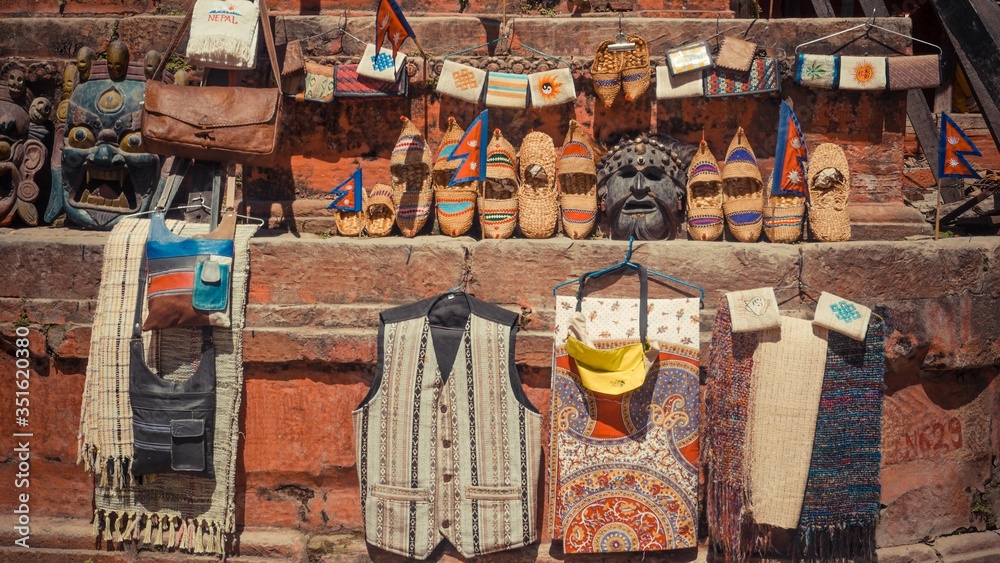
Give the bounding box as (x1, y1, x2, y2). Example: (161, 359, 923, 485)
(564, 265, 659, 395)
(141, 0, 283, 165)
(527, 66, 576, 107)
(356, 43, 407, 83)
(130, 250, 216, 478)
(186, 0, 261, 70)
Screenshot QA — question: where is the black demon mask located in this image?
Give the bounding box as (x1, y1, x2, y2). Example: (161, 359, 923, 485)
(597, 134, 696, 240)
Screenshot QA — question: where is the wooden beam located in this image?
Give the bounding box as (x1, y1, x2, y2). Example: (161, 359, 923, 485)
(810, 0, 836, 17)
(933, 34, 956, 114)
(841, 0, 856, 17)
(857, 0, 889, 17)
(932, 0, 1000, 152)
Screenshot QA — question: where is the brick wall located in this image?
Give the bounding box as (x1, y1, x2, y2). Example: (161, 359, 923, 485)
(0, 230, 998, 559)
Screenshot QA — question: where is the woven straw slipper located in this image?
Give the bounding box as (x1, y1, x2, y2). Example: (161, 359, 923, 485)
(390, 117, 434, 237)
(557, 120, 598, 239)
(480, 129, 519, 239)
(807, 143, 851, 242)
(433, 116, 478, 237)
(763, 177, 806, 243)
(335, 188, 367, 237)
(721, 127, 763, 242)
(592, 40, 623, 107)
(685, 140, 724, 241)
(621, 35, 652, 102)
(365, 183, 395, 237)
(518, 131, 559, 239)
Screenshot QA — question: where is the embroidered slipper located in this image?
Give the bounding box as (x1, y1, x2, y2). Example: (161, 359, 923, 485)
(432, 116, 478, 237)
(592, 40, 623, 107)
(334, 188, 367, 237)
(390, 117, 434, 237)
(518, 131, 559, 239)
(763, 177, 806, 243)
(364, 183, 395, 237)
(721, 127, 764, 242)
(685, 140, 724, 241)
(557, 120, 598, 239)
(807, 143, 851, 242)
(621, 35, 652, 102)
(480, 129, 519, 239)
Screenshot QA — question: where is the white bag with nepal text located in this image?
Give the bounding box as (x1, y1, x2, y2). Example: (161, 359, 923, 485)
(187, 0, 261, 70)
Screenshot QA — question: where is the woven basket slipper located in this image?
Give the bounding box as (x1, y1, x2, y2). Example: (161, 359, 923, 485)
(518, 131, 559, 239)
(621, 34, 652, 102)
(721, 127, 763, 242)
(592, 40, 623, 107)
(365, 183, 395, 237)
(685, 140, 724, 241)
(391, 116, 434, 237)
(807, 143, 851, 242)
(557, 120, 598, 239)
(335, 188, 367, 237)
(762, 177, 805, 243)
(479, 129, 519, 239)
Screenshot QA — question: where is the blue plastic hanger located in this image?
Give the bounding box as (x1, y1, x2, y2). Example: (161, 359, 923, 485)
(551, 236, 706, 301)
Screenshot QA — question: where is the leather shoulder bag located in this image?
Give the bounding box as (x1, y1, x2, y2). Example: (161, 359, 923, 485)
(141, 0, 283, 165)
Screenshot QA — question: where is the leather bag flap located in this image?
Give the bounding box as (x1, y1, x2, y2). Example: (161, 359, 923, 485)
(145, 81, 279, 128)
(170, 419, 205, 438)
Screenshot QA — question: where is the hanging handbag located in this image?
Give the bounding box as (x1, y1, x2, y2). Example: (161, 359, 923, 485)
(704, 49, 780, 97)
(666, 41, 714, 76)
(356, 43, 407, 83)
(715, 36, 758, 73)
(130, 250, 216, 478)
(436, 59, 487, 103)
(334, 63, 409, 98)
(186, 0, 260, 70)
(887, 54, 941, 91)
(141, 209, 236, 331)
(485, 71, 530, 108)
(299, 62, 336, 103)
(527, 66, 576, 107)
(141, 0, 283, 165)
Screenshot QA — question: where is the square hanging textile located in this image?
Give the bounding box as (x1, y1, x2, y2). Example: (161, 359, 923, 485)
(704, 55, 779, 97)
(334, 63, 409, 98)
(485, 72, 530, 108)
(357, 43, 408, 83)
(437, 59, 487, 103)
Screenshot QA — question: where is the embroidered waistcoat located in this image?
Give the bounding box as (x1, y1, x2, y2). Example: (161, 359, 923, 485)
(353, 293, 542, 559)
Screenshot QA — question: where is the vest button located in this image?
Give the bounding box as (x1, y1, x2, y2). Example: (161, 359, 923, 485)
(442, 473, 452, 483)
(442, 439, 452, 449)
(440, 404, 448, 414)
(441, 519, 451, 529)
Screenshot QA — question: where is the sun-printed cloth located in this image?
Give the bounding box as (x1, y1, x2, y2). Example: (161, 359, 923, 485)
(527, 68, 576, 107)
(839, 56, 887, 90)
(549, 295, 700, 553)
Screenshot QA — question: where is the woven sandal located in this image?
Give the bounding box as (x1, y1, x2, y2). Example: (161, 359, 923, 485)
(807, 143, 851, 242)
(518, 131, 559, 239)
(721, 127, 764, 242)
(557, 120, 598, 239)
(432, 116, 478, 237)
(364, 184, 395, 237)
(592, 40, 623, 107)
(621, 35, 651, 102)
(685, 140, 724, 241)
(335, 188, 367, 237)
(390, 116, 434, 237)
(763, 177, 806, 243)
(480, 129, 519, 239)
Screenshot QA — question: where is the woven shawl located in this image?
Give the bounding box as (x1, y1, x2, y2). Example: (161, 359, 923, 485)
(706, 302, 885, 561)
(79, 217, 257, 555)
(797, 320, 884, 561)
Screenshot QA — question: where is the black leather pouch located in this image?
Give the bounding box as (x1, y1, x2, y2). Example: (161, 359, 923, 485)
(170, 419, 207, 472)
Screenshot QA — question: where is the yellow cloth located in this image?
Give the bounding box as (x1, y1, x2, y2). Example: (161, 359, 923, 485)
(565, 335, 650, 395)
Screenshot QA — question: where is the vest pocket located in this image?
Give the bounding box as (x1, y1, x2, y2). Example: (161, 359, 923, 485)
(458, 486, 533, 556)
(367, 484, 434, 558)
(465, 485, 522, 501)
(170, 419, 207, 472)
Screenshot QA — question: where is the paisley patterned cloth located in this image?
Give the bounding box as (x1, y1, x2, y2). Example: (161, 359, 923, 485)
(549, 295, 701, 553)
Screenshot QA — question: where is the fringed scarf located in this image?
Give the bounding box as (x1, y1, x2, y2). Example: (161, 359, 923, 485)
(706, 302, 885, 562)
(797, 320, 885, 561)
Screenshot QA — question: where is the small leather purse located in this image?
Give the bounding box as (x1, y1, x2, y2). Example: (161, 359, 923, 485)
(666, 41, 714, 76)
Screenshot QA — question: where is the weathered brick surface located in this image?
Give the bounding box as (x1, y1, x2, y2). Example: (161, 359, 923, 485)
(935, 531, 1000, 563)
(1, 229, 999, 557)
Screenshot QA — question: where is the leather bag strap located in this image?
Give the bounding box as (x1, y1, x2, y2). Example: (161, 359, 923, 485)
(152, 0, 283, 93)
(574, 264, 649, 345)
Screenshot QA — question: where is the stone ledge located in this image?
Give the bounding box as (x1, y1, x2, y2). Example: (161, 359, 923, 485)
(935, 531, 1000, 563)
